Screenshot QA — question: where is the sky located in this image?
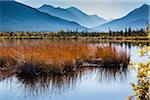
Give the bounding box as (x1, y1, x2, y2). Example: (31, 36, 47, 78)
(12, 0, 150, 20)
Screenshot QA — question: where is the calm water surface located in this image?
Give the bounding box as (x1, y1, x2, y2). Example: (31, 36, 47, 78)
(0, 40, 149, 100)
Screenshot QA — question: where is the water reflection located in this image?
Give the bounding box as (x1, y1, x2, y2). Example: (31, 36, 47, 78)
(16, 68, 86, 96)
(96, 66, 128, 83)
(0, 65, 129, 97)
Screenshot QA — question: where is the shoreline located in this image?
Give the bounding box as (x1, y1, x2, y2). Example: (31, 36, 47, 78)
(0, 36, 150, 43)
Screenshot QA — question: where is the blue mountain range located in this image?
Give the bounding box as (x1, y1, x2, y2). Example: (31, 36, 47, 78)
(38, 5, 107, 28)
(0, 1, 87, 32)
(94, 4, 150, 32)
(0, 1, 149, 32)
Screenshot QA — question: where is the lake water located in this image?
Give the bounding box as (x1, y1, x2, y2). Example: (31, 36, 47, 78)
(0, 40, 149, 100)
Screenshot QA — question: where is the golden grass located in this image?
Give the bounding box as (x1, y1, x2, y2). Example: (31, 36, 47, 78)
(0, 41, 129, 76)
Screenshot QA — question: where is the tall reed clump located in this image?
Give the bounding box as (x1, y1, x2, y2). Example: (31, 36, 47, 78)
(94, 46, 129, 67)
(0, 41, 129, 77)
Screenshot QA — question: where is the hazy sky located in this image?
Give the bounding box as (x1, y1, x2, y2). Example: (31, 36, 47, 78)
(13, 0, 150, 20)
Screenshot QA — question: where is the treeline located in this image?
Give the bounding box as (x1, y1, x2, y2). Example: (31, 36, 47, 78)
(0, 28, 148, 38)
(57, 28, 148, 37)
(0, 32, 54, 36)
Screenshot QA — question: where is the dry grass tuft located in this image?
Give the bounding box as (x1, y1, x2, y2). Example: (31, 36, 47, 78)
(0, 41, 129, 76)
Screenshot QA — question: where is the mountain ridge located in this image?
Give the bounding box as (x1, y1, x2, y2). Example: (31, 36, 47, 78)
(94, 4, 150, 32)
(38, 5, 107, 28)
(0, 1, 87, 32)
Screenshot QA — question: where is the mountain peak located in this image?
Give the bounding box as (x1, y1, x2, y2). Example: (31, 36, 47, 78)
(139, 4, 150, 10)
(142, 4, 149, 7)
(39, 4, 54, 9)
(67, 7, 81, 11)
(67, 7, 77, 9)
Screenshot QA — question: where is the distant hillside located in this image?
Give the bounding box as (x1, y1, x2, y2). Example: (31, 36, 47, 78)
(94, 4, 150, 32)
(38, 5, 107, 28)
(0, 1, 87, 32)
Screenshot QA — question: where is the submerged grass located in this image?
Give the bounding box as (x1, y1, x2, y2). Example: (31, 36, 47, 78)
(0, 41, 129, 76)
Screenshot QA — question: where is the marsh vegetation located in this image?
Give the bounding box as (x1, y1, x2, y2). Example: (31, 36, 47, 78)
(0, 41, 129, 77)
